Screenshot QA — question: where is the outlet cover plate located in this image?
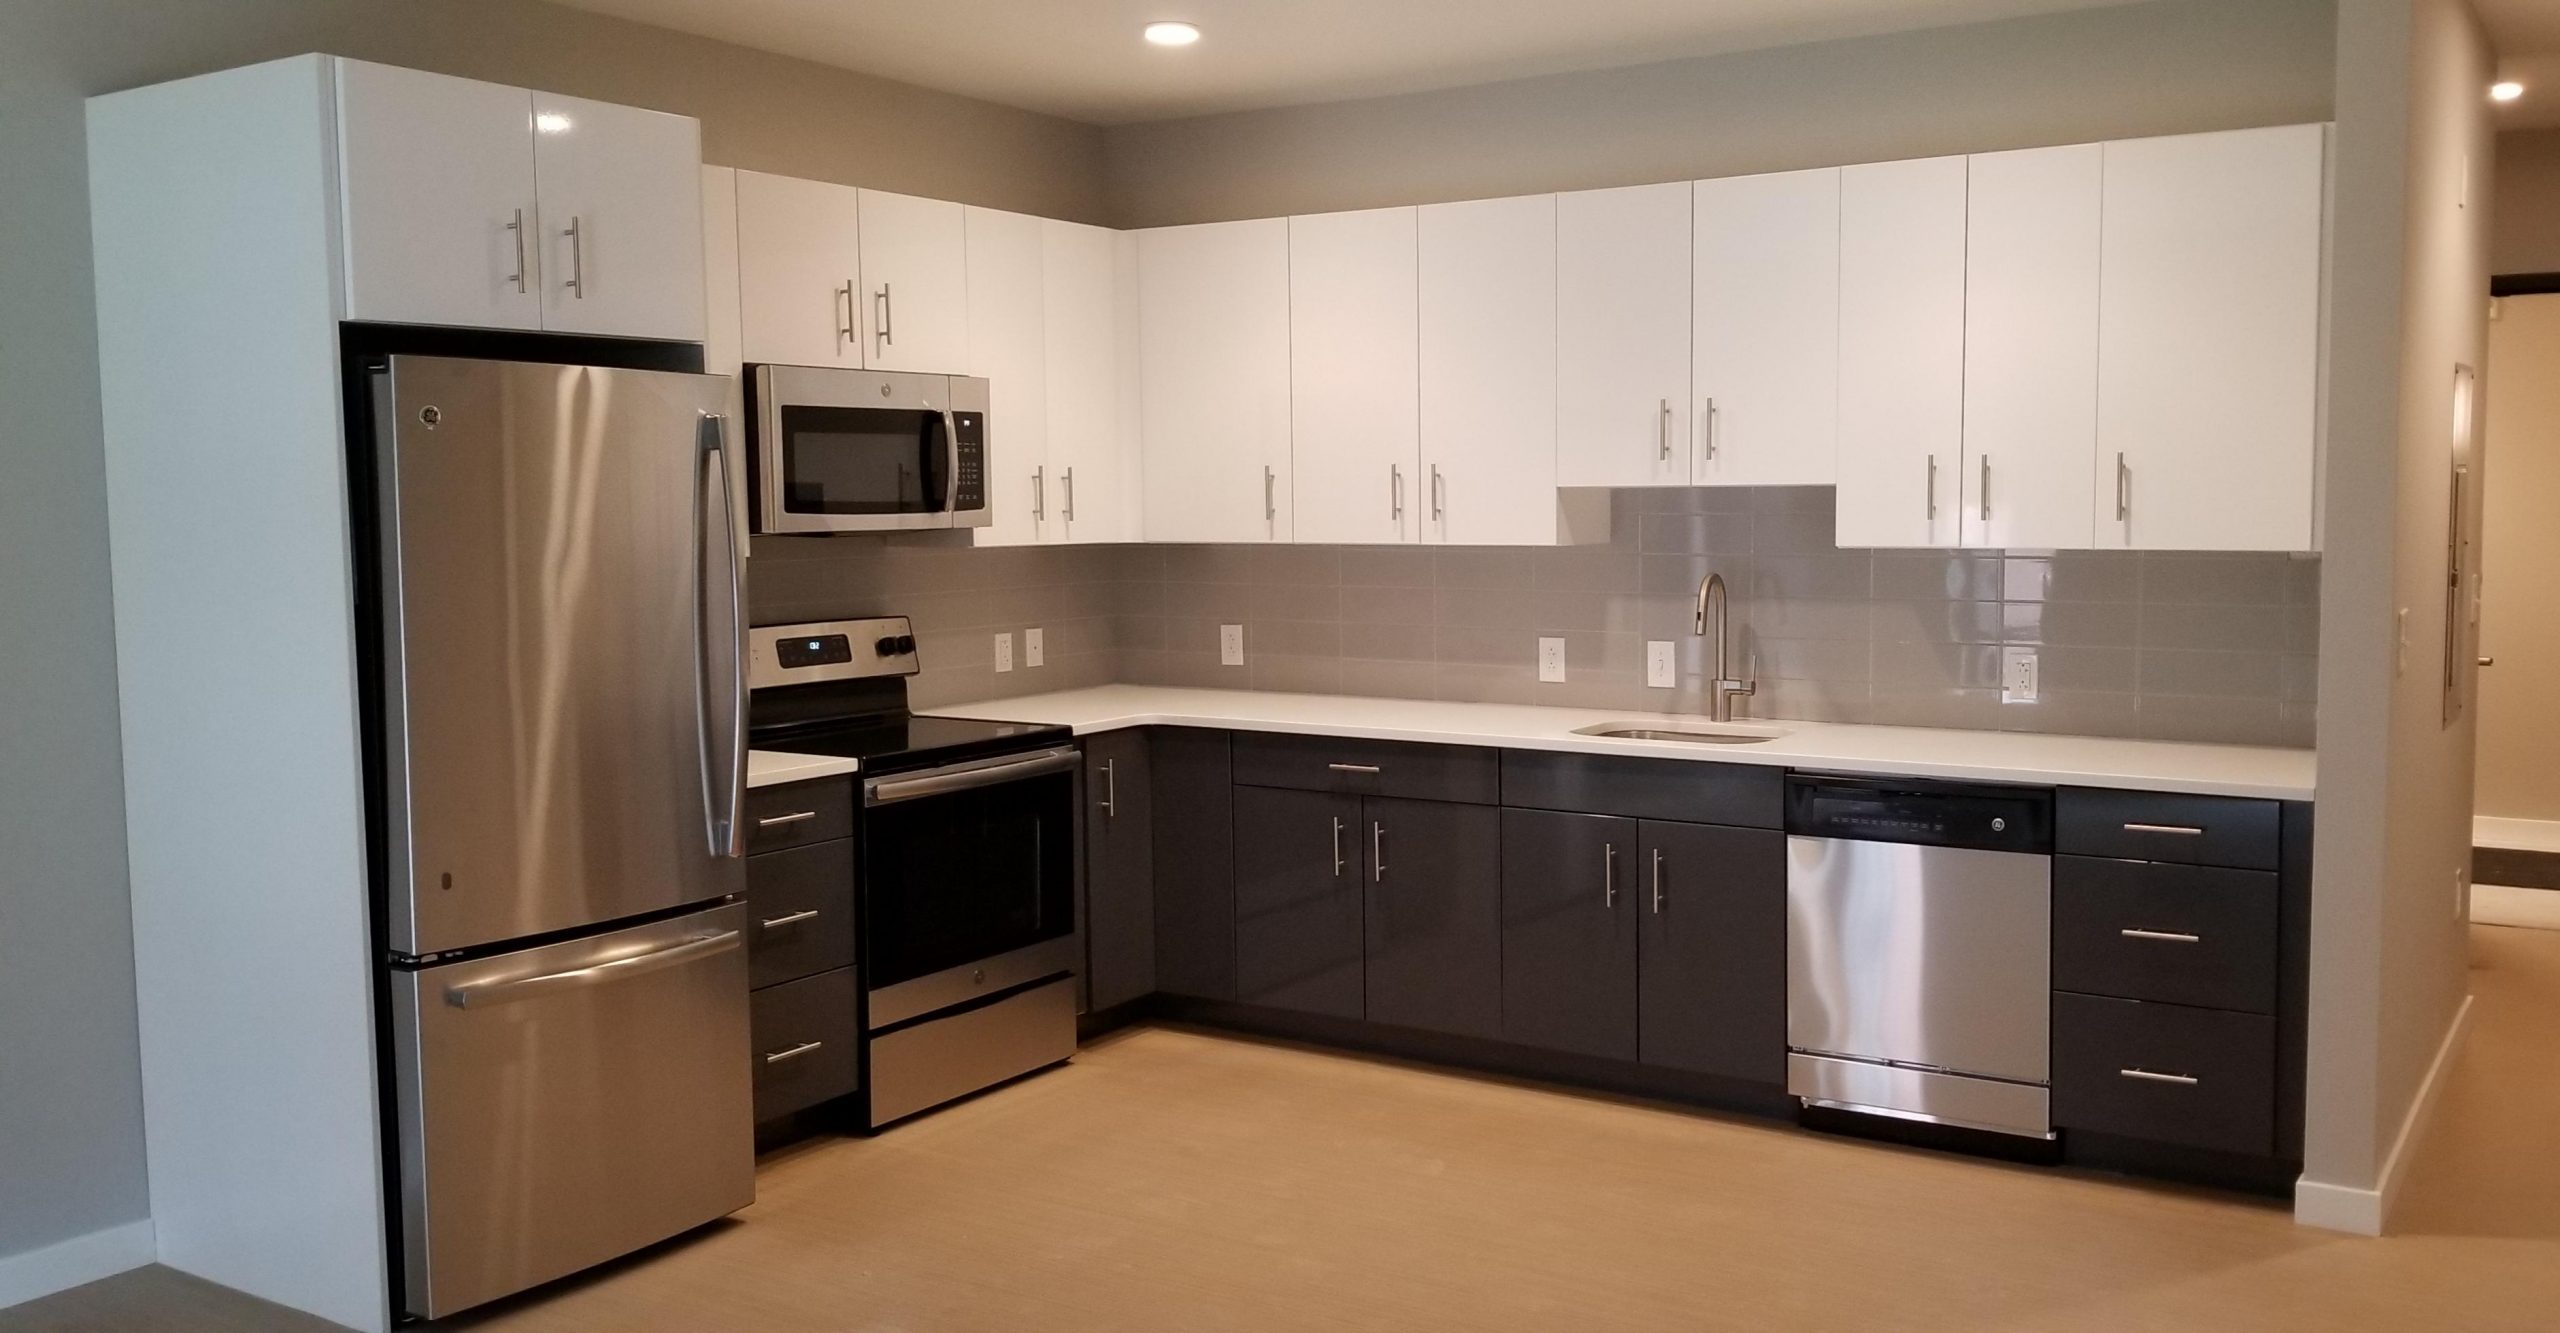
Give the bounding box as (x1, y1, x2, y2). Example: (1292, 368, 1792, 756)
(2000, 646, 2038, 704)
(1538, 637, 1567, 683)
(1220, 624, 1245, 667)
(993, 631, 1014, 673)
(1024, 627, 1045, 668)
(1646, 641, 1676, 689)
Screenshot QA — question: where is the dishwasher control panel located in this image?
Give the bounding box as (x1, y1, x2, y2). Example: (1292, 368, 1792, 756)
(1783, 775, 2052, 854)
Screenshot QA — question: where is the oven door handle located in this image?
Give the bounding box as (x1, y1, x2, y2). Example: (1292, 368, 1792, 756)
(863, 745, 1082, 807)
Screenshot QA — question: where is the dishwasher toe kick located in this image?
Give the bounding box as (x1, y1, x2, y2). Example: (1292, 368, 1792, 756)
(1789, 1052, 2052, 1139)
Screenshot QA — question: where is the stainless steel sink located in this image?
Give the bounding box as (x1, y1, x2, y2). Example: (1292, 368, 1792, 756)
(1571, 720, 1790, 746)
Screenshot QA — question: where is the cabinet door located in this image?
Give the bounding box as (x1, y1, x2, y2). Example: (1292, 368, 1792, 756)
(965, 206, 1050, 547)
(529, 92, 704, 341)
(334, 60, 541, 331)
(734, 170, 863, 368)
(1138, 219, 1293, 542)
(1964, 144, 2102, 550)
(1044, 221, 1142, 543)
(1365, 797, 1503, 1040)
(1638, 820, 1785, 1084)
(1419, 195, 1563, 545)
(2096, 125, 2325, 552)
(857, 188, 971, 373)
(1290, 208, 1421, 545)
(1234, 786, 1367, 1020)
(1837, 156, 1965, 548)
(1152, 729, 1236, 1000)
(1692, 168, 1838, 486)
(1556, 182, 1692, 487)
(700, 167, 744, 378)
(1084, 732, 1156, 1012)
(1500, 809, 1638, 1060)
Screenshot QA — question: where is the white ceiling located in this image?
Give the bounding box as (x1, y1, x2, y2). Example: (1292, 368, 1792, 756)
(2481, 0, 2560, 131)
(553, 0, 2143, 125)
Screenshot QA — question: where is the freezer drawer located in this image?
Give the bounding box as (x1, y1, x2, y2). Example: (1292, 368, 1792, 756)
(391, 903, 755, 1320)
(1786, 835, 2051, 1084)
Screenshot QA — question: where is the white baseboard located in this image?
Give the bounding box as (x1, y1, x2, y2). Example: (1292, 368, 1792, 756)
(2473, 815, 2560, 853)
(2294, 994, 2475, 1235)
(0, 1218, 156, 1312)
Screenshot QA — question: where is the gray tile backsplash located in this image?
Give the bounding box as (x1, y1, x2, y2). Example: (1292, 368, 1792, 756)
(746, 487, 2318, 747)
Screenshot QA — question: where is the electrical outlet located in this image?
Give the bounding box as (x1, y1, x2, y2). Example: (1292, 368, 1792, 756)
(1220, 623, 1245, 667)
(2456, 865, 2471, 921)
(993, 631, 1013, 673)
(1024, 627, 1045, 668)
(2000, 646, 2039, 704)
(1646, 640, 1676, 689)
(1538, 637, 1567, 683)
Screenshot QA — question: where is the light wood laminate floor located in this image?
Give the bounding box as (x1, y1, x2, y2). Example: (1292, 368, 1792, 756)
(14, 923, 2560, 1332)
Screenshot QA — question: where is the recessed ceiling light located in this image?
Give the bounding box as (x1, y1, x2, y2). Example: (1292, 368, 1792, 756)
(1144, 21, 1201, 47)
(2492, 81, 2525, 103)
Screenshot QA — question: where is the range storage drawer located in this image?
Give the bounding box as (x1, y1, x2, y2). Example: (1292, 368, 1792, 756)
(2052, 991, 2275, 1156)
(1500, 750, 1782, 828)
(1230, 733, 1499, 804)
(2055, 788, 2280, 870)
(744, 776, 856, 853)
(750, 966, 860, 1122)
(745, 838, 856, 990)
(2053, 856, 2279, 1014)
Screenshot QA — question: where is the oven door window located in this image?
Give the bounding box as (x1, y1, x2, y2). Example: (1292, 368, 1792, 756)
(777, 405, 950, 515)
(864, 768, 1074, 989)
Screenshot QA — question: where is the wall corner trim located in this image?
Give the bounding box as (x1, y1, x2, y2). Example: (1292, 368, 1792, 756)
(0, 1218, 157, 1313)
(2293, 993, 2476, 1235)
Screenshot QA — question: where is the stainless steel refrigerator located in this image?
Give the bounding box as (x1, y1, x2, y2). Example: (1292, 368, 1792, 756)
(363, 353, 752, 1321)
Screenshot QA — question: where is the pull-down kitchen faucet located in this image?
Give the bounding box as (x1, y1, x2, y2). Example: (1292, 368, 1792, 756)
(1693, 572, 1756, 723)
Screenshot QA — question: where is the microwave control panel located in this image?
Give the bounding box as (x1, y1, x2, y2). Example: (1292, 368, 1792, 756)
(952, 412, 984, 512)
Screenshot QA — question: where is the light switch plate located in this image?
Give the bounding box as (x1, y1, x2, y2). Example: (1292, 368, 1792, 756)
(1538, 637, 1567, 683)
(2000, 646, 2039, 704)
(1024, 627, 1045, 668)
(1646, 641, 1676, 689)
(1220, 624, 1245, 667)
(993, 631, 1013, 673)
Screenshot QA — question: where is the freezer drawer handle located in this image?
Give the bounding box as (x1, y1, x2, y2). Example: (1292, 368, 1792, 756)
(763, 1040, 825, 1066)
(865, 746, 1082, 806)
(2118, 1067, 2200, 1087)
(2119, 928, 2202, 944)
(2122, 822, 2205, 836)
(444, 930, 742, 1010)
(756, 810, 819, 828)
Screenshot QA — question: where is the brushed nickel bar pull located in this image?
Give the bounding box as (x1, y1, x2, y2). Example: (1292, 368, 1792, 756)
(1979, 455, 1991, 522)
(837, 279, 855, 353)
(1372, 821, 1386, 883)
(1062, 466, 1076, 523)
(1327, 762, 1382, 774)
(1431, 465, 1446, 522)
(2115, 452, 2132, 522)
(760, 909, 821, 931)
(2120, 928, 2202, 944)
(756, 810, 819, 828)
(875, 282, 894, 350)
(1658, 399, 1672, 461)
(2123, 822, 2205, 836)
(1390, 464, 1404, 522)
(1604, 843, 1619, 908)
(505, 208, 528, 293)
(1032, 466, 1046, 522)
(2119, 1067, 2199, 1086)
(1264, 466, 1277, 525)
(1098, 759, 1116, 818)
(1650, 849, 1664, 914)
(1926, 454, 1937, 521)
(763, 1040, 824, 1066)
(1331, 816, 1346, 877)
(563, 216, 585, 298)
(1702, 398, 1718, 462)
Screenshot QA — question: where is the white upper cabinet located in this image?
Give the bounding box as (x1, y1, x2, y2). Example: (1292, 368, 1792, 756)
(1289, 208, 1420, 545)
(2096, 125, 2326, 552)
(1419, 195, 1581, 546)
(1692, 168, 1839, 487)
(1964, 144, 2104, 551)
(1835, 156, 1966, 549)
(1043, 220, 1142, 544)
(964, 206, 1050, 547)
(857, 189, 971, 373)
(335, 60, 543, 331)
(528, 92, 704, 341)
(734, 170, 863, 367)
(1556, 182, 1691, 488)
(1138, 219, 1293, 543)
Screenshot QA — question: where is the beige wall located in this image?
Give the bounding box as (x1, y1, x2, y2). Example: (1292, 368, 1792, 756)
(2477, 294, 2560, 822)
(2305, 0, 2491, 1219)
(2494, 128, 2560, 275)
(0, 0, 1102, 1269)
(1100, 0, 2336, 227)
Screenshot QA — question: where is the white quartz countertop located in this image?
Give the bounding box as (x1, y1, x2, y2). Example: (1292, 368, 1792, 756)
(748, 750, 861, 789)
(926, 685, 2316, 801)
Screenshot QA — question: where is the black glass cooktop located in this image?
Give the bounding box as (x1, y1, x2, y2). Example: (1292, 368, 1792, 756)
(753, 712, 1072, 775)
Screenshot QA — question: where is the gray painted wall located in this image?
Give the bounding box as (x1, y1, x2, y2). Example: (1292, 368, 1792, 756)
(1100, 0, 2337, 226)
(0, 0, 1101, 1271)
(2495, 128, 2560, 275)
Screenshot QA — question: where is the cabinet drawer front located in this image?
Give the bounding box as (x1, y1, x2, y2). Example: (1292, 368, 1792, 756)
(2053, 857, 2277, 1013)
(744, 777, 855, 853)
(1231, 733, 1498, 804)
(1501, 750, 1781, 828)
(746, 839, 856, 990)
(2055, 789, 2279, 870)
(750, 966, 860, 1123)
(2052, 992, 2274, 1156)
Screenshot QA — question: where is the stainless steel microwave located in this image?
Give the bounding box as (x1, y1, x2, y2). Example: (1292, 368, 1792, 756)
(749, 365, 990, 534)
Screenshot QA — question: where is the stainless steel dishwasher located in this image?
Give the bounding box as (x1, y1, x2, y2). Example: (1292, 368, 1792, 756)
(1785, 774, 2055, 1139)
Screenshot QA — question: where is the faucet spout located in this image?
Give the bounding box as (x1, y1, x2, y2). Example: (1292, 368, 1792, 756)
(1693, 571, 1755, 723)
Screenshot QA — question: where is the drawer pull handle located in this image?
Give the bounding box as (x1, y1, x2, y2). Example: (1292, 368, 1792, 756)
(2119, 928, 2202, 944)
(763, 1040, 824, 1066)
(1327, 763, 1382, 774)
(760, 908, 821, 931)
(2122, 822, 2205, 836)
(757, 810, 820, 828)
(2119, 1067, 2199, 1086)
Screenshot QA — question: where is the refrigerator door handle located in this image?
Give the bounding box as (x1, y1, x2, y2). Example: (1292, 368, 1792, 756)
(698, 413, 748, 857)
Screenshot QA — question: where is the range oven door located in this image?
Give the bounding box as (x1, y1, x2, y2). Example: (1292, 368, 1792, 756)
(861, 745, 1081, 1027)
(751, 365, 987, 533)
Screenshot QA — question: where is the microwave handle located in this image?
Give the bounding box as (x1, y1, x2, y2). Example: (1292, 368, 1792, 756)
(942, 408, 961, 518)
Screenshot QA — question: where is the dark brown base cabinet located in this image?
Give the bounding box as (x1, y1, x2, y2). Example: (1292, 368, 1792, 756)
(742, 777, 860, 1126)
(1082, 731, 1157, 1013)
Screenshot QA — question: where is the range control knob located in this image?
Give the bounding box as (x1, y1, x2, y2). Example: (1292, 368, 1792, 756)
(874, 636, 901, 657)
